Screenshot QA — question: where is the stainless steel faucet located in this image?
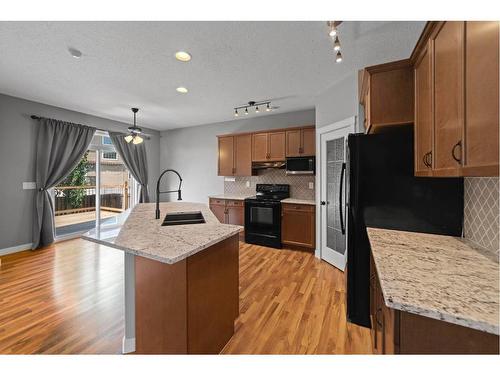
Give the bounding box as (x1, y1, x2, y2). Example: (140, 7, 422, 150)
(155, 169, 183, 219)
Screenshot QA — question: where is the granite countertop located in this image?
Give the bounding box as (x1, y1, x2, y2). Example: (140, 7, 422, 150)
(281, 198, 316, 205)
(208, 194, 251, 201)
(82, 202, 241, 264)
(367, 227, 499, 335)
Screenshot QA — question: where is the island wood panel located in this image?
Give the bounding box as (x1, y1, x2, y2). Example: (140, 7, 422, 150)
(135, 258, 188, 354)
(432, 21, 464, 175)
(463, 21, 499, 176)
(414, 40, 433, 175)
(218, 136, 234, 176)
(234, 134, 253, 176)
(187, 234, 239, 354)
(134, 234, 239, 354)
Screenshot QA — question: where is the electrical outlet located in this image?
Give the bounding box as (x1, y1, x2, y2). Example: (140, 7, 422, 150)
(23, 182, 36, 190)
(246, 181, 251, 188)
(308, 182, 314, 190)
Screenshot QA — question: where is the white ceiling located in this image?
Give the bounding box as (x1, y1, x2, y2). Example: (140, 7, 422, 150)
(0, 21, 425, 130)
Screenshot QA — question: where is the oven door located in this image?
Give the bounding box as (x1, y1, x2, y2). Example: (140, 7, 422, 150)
(244, 200, 282, 248)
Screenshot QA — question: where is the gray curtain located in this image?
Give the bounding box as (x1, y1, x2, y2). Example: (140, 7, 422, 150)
(32, 118, 96, 249)
(109, 132, 150, 203)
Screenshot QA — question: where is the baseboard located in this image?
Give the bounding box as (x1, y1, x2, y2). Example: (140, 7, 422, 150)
(122, 336, 135, 354)
(0, 243, 33, 256)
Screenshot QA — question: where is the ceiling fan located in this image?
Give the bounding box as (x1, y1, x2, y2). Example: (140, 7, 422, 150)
(124, 107, 150, 144)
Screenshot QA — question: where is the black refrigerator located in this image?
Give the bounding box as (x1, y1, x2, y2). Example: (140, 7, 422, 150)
(346, 126, 463, 328)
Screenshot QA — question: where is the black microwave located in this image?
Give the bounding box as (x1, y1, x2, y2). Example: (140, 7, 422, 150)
(285, 156, 315, 175)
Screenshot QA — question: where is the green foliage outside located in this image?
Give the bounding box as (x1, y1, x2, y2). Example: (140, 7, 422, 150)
(62, 152, 90, 209)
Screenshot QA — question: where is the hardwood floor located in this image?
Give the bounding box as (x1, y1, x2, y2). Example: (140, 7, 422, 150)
(0, 239, 372, 354)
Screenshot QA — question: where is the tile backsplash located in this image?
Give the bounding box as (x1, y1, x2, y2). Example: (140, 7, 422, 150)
(463, 177, 499, 254)
(224, 168, 315, 200)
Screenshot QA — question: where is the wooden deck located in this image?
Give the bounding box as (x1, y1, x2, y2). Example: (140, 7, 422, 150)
(55, 210, 120, 228)
(0, 240, 372, 354)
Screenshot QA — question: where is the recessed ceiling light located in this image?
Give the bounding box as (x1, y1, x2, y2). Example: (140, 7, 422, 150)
(175, 51, 191, 62)
(176, 87, 188, 94)
(68, 47, 82, 59)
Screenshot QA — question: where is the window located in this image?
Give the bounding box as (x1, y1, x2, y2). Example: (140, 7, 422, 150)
(102, 136, 113, 145)
(102, 151, 118, 160)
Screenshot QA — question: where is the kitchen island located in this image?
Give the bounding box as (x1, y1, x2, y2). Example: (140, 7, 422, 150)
(83, 202, 241, 354)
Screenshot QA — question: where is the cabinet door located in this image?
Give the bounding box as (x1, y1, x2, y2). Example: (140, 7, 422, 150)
(226, 201, 244, 226)
(209, 203, 227, 224)
(234, 134, 252, 176)
(414, 41, 433, 175)
(268, 131, 286, 161)
(252, 133, 268, 162)
(281, 204, 315, 248)
(433, 21, 464, 175)
(218, 136, 234, 176)
(464, 21, 499, 176)
(286, 129, 302, 157)
(301, 128, 316, 156)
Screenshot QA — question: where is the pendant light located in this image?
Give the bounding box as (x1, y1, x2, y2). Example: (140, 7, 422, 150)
(333, 36, 341, 51)
(335, 51, 343, 63)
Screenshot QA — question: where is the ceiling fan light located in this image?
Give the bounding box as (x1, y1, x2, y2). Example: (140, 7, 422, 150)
(255, 106, 260, 113)
(266, 103, 271, 112)
(329, 27, 337, 38)
(124, 135, 134, 143)
(234, 109, 239, 117)
(244, 108, 249, 115)
(132, 135, 144, 145)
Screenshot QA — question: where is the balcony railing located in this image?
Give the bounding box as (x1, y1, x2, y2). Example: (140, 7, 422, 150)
(54, 181, 130, 216)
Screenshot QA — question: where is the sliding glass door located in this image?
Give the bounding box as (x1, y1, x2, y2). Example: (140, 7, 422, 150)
(54, 132, 138, 237)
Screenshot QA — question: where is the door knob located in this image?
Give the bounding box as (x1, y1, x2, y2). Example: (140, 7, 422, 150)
(320, 201, 326, 205)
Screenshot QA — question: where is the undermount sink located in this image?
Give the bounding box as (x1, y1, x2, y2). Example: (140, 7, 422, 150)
(161, 211, 206, 226)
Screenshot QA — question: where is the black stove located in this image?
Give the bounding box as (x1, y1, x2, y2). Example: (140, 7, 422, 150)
(244, 184, 290, 248)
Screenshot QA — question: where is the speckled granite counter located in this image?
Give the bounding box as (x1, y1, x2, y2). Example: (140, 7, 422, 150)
(282, 198, 316, 205)
(208, 194, 250, 201)
(367, 228, 499, 335)
(83, 202, 241, 264)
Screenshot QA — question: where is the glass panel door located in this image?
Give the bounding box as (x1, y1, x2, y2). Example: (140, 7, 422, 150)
(320, 124, 351, 271)
(54, 132, 138, 237)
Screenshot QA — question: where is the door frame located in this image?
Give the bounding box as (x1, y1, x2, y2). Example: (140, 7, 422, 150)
(315, 116, 357, 260)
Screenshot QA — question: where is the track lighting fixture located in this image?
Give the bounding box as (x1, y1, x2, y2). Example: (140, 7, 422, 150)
(333, 36, 341, 51)
(327, 21, 344, 63)
(336, 51, 343, 63)
(233, 100, 273, 117)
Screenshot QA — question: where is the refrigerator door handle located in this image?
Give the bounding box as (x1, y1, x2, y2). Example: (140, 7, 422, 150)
(339, 162, 346, 235)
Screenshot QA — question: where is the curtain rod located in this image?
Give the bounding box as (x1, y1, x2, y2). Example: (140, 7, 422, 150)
(30, 114, 119, 134)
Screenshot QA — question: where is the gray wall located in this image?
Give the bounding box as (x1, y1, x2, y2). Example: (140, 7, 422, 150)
(0, 93, 160, 249)
(315, 73, 361, 130)
(159, 109, 315, 203)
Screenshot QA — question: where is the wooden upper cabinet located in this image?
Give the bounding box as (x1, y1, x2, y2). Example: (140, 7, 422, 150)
(252, 133, 269, 162)
(268, 132, 286, 161)
(252, 131, 286, 161)
(463, 21, 499, 176)
(218, 134, 252, 176)
(218, 136, 234, 176)
(286, 127, 316, 157)
(432, 21, 465, 175)
(359, 60, 414, 133)
(414, 40, 433, 176)
(286, 129, 302, 157)
(234, 134, 252, 176)
(302, 128, 315, 156)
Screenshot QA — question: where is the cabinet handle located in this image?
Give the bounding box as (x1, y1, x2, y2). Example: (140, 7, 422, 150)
(422, 153, 429, 167)
(232, 167, 236, 174)
(451, 141, 462, 164)
(299, 147, 303, 154)
(427, 151, 432, 168)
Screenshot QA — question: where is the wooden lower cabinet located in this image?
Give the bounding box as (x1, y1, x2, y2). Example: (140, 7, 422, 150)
(209, 198, 244, 238)
(281, 203, 315, 249)
(370, 253, 499, 354)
